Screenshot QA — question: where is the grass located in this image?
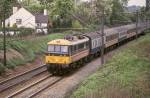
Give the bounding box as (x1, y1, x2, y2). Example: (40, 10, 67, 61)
(0, 33, 67, 74)
(71, 33, 150, 98)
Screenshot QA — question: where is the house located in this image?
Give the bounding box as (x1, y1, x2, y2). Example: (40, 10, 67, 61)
(5, 7, 49, 34)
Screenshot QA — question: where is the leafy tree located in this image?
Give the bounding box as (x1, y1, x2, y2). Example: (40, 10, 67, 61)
(73, 2, 91, 26)
(19, 0, 39, 6)
(110, 0, 129, 25)
(37, 0, 53, 7)
(0, 0, 17, 27)
(50, 0, 74, 28)
(24, 4, 45, 13)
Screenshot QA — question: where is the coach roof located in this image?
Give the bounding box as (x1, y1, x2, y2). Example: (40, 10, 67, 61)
(84, 32, 101, 39)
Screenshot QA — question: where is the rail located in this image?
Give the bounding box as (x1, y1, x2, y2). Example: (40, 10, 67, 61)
(0, 65, 47, 92)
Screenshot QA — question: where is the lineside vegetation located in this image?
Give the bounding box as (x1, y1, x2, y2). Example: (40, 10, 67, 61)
(0, 33, 67, 74)
(71, 31, 150, 98)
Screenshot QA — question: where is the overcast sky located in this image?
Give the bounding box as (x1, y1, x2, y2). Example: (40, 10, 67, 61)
(82, 0, 146, 6)
(128, 0, 146, 6)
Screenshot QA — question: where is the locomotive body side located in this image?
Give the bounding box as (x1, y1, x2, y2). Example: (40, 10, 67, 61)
(69, 38, 90, 62)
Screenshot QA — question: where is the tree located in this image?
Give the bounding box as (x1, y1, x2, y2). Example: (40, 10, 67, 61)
(25, 4, 45, 13)
(50, 0, 74, 28)
(73, 2, 91, 26)
(37, 0, 53, 8)
(89, 0, 113, 26)
(0, 0, 17, 67)
(0, 0, 17, 21)
(110, 0, 129, 25)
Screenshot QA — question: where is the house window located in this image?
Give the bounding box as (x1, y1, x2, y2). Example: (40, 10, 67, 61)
(16, 19, 22, 25)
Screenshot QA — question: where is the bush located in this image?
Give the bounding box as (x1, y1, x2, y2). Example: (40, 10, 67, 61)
(18, 28, 34, 37)
(72, 20, 83, 28)
(12, 23, 17, 28)
(0, 27, 34, 37)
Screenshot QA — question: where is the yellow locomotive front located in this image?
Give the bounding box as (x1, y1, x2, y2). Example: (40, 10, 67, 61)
(45, 39, 72, 74)
(45, 35, 90, 75)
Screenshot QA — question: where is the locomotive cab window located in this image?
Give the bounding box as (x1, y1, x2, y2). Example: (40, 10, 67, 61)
(61, 46, 68, 53)
(48, 45, 54, 52)
(55, 46, 61, 52)
(48, 45, 69, 54)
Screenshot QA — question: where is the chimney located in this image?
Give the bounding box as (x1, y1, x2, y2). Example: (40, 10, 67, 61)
(44, 9, 48, 16)
(13, 7, 18, 14)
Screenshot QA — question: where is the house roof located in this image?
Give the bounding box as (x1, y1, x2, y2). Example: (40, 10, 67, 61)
(34, 14, 48, 23)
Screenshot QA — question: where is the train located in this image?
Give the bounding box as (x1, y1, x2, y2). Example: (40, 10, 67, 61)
(45, 23, 149, 75)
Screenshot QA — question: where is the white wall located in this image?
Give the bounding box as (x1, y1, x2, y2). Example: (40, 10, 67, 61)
(6, 8, 36, 29)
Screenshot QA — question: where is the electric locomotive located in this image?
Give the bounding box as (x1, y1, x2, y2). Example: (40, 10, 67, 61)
(45, 35, 90, 74)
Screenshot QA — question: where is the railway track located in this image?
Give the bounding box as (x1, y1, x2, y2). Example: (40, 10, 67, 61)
(0, 65, 47, 92)
(7, 76, 63, 98)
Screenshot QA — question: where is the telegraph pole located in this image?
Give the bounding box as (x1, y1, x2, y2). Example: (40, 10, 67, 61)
(135, 11, 139, 40)
(146, 0, 150, 11)
(3, 3, 7, 67)
(101, 8, 105, 65)
(146, 13, 148, 29)
(146, 0, 150, 29)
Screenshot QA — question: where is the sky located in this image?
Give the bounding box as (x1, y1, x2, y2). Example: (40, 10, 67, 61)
(128, 0, 146, 6)
(82, 0, 146, 7)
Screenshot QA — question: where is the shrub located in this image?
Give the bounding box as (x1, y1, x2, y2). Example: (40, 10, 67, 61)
(72, 20, 83, 28)
(18, 28, 34, 37)
(12, 23, 17, 28)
